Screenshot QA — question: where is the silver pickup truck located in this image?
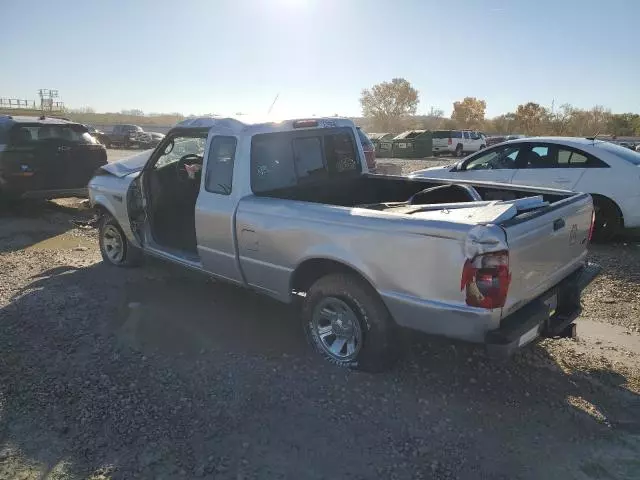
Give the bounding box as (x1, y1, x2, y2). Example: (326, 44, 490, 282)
(89, 117, 599, 371)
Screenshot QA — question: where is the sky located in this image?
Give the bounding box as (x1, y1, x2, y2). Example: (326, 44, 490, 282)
(1, 0, 639, 119)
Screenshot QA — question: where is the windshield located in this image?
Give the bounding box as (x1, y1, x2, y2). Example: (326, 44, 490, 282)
(154, 135, 206, 168)
(595, 141, 640, 165)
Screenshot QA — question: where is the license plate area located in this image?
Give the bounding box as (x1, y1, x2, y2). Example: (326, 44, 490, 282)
(517, 292, 558, 347)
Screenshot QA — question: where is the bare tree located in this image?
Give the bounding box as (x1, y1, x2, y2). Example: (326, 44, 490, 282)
(360, 78, 419, 132)
(548, 104, 575, 135)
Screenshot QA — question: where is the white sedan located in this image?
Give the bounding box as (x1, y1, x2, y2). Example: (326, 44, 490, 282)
(411, 137, 640, 241)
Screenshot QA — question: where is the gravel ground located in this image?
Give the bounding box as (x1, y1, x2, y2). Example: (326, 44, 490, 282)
(0, 160, 639, 479)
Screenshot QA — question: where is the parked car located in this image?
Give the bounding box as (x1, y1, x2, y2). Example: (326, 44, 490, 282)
(135, 130, 165, 149)
(486, 135, 506, 147)
(432, 130, 486, 156)
(486, 134, 527, 148)
(618, 141, 637, 151)
(84, 124, 110, 145)
(356, 127, 377, 172)
(103, 124, 143, 148)
(410, 137, 640, 241)
(89, 117, 599, 371)
(103, 124, 165, 149)
(0, 115, 107, 199)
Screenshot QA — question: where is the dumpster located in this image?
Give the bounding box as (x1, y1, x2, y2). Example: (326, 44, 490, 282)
(390, 130, 433, 158)
(366, 133, 395, 156)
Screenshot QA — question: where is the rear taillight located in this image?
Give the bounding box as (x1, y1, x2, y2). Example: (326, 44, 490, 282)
(363, 145, 376, 170)
(587, 209, 596, 243)
(461, 251, 511, 309)
(448, 137, 452, 145)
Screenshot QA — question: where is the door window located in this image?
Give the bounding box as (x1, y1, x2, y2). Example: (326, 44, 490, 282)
(521, 145, 557, 168)
(557, 148, 589, 166)
(204, 136, 236, 195)
(464, 144, 522, 170)
(463, 131, 470, 140)
(525, 144, 597, 169)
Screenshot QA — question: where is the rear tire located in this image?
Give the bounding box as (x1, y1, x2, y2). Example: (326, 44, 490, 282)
(592, 197, 622, 243)
(455, 144, 464, 157)
(302, 273, 398, 372)
(98, 213, 143, 267)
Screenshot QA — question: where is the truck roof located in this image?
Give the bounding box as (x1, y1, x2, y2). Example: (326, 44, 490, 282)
(172, 116, 356, 136)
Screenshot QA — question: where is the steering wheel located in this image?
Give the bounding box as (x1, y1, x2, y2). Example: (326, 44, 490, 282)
(176, 154, 203, 182)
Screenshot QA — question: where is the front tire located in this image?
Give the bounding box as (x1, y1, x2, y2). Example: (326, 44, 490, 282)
(98, 214, 143, 267)
(592, 197, 622, 243)
(302, 273, 398, 372)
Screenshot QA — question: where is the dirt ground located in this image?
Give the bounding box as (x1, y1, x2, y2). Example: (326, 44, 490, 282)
(0, 153, 639, 479)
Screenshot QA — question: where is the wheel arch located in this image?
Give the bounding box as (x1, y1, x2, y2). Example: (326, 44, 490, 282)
(91, 196, 118, 219)
(92, 194, 142, 248)
(590, 193, 624, 228)
(290, 257, 378, 298)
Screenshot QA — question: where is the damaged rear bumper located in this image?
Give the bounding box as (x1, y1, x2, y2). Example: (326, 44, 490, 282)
(485, 262, 601, 358)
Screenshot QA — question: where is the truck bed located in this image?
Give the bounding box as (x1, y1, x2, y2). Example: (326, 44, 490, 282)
(247, 173, 593, 330)
(255, 173, 571, 208)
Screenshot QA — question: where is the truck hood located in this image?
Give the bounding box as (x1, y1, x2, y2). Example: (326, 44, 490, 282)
(100, 150, 153, 177)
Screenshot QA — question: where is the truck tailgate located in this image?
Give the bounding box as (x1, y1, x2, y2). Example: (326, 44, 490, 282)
(500, 193, 593, 318)
(432, 138, 449, 149)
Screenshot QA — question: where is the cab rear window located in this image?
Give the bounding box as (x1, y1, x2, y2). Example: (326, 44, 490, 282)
(251, 127, 360, 192)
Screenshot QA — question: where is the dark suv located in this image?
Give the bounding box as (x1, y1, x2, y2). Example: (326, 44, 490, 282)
(0, 115, 107, 199)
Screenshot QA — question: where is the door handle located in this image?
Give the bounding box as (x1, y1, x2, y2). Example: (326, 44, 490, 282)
(57, 146, 71, 152)
(554, 177, 571, 183)
(553, 218, 565, 231)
